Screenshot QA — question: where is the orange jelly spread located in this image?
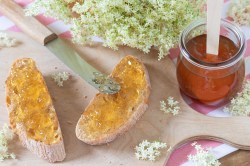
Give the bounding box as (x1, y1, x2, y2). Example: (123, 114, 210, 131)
(6, 58, 60, 144)
(78, 56, 147, 138)
(177, 35, 245, 104)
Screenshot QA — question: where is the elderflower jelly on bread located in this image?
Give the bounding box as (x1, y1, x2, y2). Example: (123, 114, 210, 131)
(177, 19, 246, 105)
(6, 58, 61, 144)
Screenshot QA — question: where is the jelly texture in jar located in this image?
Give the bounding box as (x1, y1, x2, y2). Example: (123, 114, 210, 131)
(177, 34, 245, 104)
(78, 56, 147, 138)
(6, 58, 60, 145)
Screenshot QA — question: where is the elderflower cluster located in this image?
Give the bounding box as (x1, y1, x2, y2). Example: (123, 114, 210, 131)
(223, 80, 250, 116)
(51, 72, 70, 87)
(0, 32, 17, 48)
(228, 0, 250, 26)
(25, 0, 72, 23)
(0, 124, 16, 162)
(25, 0, 204, 60)
(188, 142, 221, 166)
(135, 140, 167, 161)
(160, 97, 180, 115)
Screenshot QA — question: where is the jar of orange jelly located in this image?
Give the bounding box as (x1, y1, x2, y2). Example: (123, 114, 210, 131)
(177, 19, 246, 105)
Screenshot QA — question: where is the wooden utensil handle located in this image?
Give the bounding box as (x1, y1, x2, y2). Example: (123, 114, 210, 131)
(172, 109, 250, 150)
(0, 0, 57, 45)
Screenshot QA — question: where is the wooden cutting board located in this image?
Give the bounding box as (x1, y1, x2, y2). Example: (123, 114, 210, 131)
(220, 150, 250, 165)
(1, 32, 250, 166)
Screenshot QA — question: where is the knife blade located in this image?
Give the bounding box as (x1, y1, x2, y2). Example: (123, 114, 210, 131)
(0, 0, 120, 94)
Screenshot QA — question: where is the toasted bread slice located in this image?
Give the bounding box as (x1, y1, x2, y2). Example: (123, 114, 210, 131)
(5, 58, 66, 162)
(76, 55, 151, 145)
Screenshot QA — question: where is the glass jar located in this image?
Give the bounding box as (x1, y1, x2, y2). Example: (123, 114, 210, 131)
(177, 19, 246, 105)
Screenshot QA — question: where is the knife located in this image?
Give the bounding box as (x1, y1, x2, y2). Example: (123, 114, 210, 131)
(0, 0, 120, 94)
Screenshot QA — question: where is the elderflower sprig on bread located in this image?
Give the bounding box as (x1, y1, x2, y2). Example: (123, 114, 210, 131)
(135, 140, 168, 161)
(188, 142, 221, 166)
(0, 124, 15, 162)
(25, 0, 204, 60)
(223, 80, 250, 116)
(160, 97, 180, 115)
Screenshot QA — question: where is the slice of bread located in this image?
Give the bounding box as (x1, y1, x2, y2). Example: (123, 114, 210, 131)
(76, 55, 151, 145)
(5, 58, 66, 162)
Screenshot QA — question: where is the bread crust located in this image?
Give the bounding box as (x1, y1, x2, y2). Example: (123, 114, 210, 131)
(5, 58, 66, 162)
(16, 124, 65, 163)
(76, 55, 151, 145)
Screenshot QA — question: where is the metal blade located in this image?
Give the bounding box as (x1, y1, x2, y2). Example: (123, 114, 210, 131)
(46, 38, 120, 94)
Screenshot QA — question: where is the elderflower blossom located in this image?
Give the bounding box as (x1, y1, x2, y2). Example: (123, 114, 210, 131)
(0, 124, 16, 162)
(25, 0, 204, 60)
(160, 97, 180, 115)
(223, 80, 250, 116)
(135, 140, 167, 161)
(25, 0, 72, 23)
(51, 72, 70, 87)
(0, 32, 17, 48)
(228, 0, 250, 26)
(188, 142, 220, 166)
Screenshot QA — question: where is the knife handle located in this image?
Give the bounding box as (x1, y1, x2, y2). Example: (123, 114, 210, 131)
(0, 0, 57, 45)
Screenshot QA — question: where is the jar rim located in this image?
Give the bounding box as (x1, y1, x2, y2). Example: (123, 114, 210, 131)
(179, 19, 246, 70)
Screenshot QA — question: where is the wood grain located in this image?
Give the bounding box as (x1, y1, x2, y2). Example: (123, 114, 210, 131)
(0, 0, 57, 45)
(1, 32, 250, 165)
(220, 150, 250, 166)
